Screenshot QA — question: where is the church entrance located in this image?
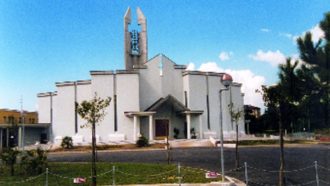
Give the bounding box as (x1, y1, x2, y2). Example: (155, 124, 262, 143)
(155, 119, 169, 139)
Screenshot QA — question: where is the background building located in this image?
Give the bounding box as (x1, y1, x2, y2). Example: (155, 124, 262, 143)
(0, 108, 48, 149)
(244, 105, 261, 134)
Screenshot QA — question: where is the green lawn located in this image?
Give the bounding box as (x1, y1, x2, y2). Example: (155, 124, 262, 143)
(0, 162, 221, 185)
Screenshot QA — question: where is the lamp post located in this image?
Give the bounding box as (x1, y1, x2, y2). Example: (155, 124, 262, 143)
(219, 73, 233, 182)
(20, 96, 25, 151)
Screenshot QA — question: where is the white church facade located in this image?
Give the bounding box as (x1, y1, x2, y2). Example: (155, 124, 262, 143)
(37, 7, 245, 144)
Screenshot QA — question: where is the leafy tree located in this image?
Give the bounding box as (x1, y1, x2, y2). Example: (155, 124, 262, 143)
(76, 94, 111, 186)
(278, 59, 303, 132)
(297, 12, 330, 129)
(258, 11, 330, 186)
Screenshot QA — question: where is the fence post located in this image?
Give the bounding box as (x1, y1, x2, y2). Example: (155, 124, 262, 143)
(177, 163, 181, 186)
(112, 165, 115, 186)
(315, 161, 319, 186)
(244, 162, 248, 186)
(45, 168, 48, 186)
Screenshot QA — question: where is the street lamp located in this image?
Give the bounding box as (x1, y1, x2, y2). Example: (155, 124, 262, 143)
(219, 73, 232, 182)
(20, 96, 25, 151)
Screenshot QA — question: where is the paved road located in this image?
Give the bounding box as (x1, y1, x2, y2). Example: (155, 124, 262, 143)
(48, 144, 330, 185)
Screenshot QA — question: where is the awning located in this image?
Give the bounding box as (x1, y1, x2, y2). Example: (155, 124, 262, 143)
(0, 123, 50, 129)
(124, 111, 156, 118)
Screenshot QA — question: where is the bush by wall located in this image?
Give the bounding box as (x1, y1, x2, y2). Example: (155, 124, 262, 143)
(61, 136, 73, 149)
(136, 136, 149, 147)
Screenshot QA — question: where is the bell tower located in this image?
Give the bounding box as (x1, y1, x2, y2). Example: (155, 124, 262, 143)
(124, 7, 148, 70)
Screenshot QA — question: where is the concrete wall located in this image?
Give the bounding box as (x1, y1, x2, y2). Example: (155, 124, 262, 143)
(184, 73, 245, 138)
(76, 83, 92, 141)
(37, 94, 51, 124)
(207, 75, 221, 134)
(139, 55, 184, 111)
(139, 56, 162, 111)
(91, 72, 115, 142)
(53, 84, 76, 138)
(161, 56, 184, 101)
(221, 84, 245, 134)
(184, 74, 208, 136)
(116, 73, 140, 141)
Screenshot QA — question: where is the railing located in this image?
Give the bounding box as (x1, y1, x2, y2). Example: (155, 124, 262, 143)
(226, 161, 330, 186)
(0, 161, 329, 185)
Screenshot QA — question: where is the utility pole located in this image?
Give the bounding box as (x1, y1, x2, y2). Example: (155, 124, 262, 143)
(20, 96, 25, 151)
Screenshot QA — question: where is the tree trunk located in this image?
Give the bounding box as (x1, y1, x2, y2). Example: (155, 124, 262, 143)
(166, 126, 170, 164)
(235, 124, 239, 169)
(10, 163, 14, 176)
(92, 121, 97, 186)
(279, 107, 285, 186)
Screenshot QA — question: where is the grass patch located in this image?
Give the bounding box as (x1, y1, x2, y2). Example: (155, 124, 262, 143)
(0, 162, 220, 185)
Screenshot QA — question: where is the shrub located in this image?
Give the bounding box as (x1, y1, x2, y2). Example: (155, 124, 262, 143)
(61, 136, 73, 149)
(20, 148, 48, 175)
(173, 128, 180, 139)
(191, 128, 197, 139)
(315, 129, 330, 136)
(136, 135, 149, 147)
(0, 148, 20, 176)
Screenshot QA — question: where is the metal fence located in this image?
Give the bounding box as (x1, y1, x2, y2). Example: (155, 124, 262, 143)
(0, 161, 329, 186)
(226, 161, 330, 186)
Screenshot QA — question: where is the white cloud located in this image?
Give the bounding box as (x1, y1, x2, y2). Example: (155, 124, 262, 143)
(186, 62, 195, 71)
(249, 50, 286, 67)
(261, 28, 270, 32)
(282, 24, 325, 43)
(218, 51, 233, 61)
(199, 62, 223, 72)
(279, 32, 294, 40)
(187, 62, 266, 109)
(309, 24, 325, 42)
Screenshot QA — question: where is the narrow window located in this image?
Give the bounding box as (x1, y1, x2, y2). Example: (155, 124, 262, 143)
(184, 91, 188, 107)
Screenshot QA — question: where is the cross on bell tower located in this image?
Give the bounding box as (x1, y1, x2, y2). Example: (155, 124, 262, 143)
(124, 7, 148, 70)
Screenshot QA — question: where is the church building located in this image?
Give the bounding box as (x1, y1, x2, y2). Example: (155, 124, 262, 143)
(37, 7, 245, 144)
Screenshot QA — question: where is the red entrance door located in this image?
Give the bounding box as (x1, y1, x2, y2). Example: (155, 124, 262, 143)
(155, 119, 169, 139)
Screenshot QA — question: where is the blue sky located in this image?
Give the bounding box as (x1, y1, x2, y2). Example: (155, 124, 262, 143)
(1, 0, 330, 111)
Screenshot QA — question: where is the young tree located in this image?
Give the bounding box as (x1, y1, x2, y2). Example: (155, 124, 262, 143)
(228, 103, 243, 169)
(76, 94, 111, 186)
(259, 85, 286, 186)
(259, 58, 302, 186)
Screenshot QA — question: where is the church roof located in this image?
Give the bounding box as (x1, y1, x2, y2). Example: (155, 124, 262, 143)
(145, 95, 189, 112)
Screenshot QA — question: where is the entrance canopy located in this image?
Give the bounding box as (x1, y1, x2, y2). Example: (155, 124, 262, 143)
(124, 95, 204, 141)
